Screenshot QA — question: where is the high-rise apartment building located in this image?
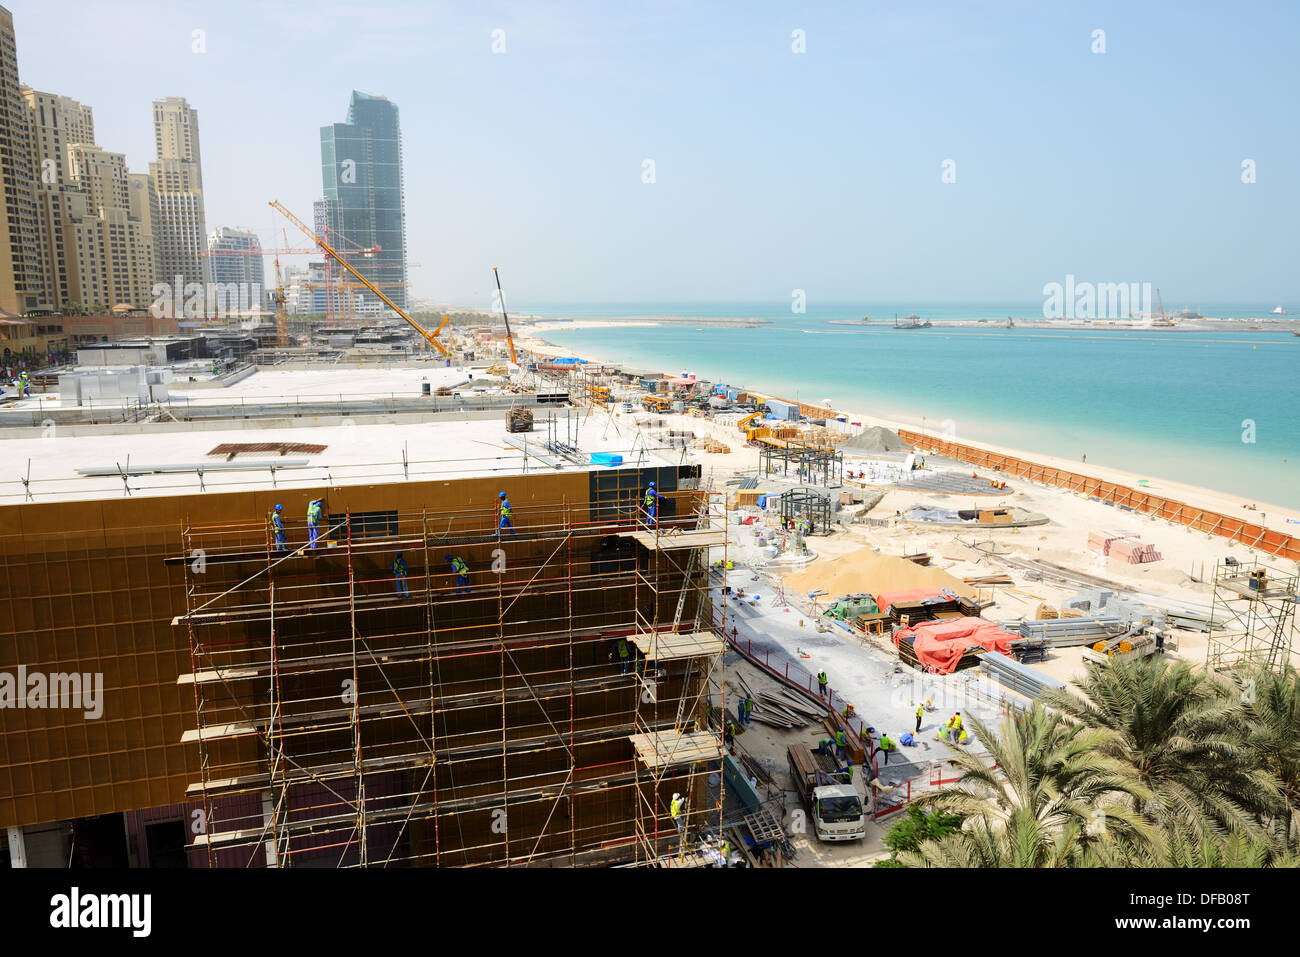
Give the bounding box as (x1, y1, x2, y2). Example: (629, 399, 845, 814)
(149, 97, 206, 291)
(206, 226, 264, 289)
(0, 6, 45, 313)
(320, 91, 407, 310)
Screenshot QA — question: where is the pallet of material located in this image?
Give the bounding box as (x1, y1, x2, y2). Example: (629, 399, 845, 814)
(1088, 530, 1141, 556)
(904, 553, 932, 566)
(1110, 542, 1162, 564)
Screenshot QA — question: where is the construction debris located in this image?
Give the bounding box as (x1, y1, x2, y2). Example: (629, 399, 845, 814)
(506, 407, 534, 432)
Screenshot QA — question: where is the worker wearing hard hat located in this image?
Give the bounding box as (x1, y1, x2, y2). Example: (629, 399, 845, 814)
(270, 504, 287, 552)
(670, 793, 685, 833)
(498, 492, 515, 535)
(643, 481, 665, 527)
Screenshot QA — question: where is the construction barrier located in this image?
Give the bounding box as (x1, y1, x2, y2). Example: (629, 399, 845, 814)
(900, 430, 1300, 562)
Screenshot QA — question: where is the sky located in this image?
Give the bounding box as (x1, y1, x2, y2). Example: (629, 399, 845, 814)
(12, 0, 1299, 309)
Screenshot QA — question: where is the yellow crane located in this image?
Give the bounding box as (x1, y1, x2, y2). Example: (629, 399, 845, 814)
(272, 255, 290, 347)
(268, 200, 450, 358)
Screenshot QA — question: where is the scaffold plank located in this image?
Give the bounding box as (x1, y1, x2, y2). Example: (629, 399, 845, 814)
(628, 730, 721, 768)
(621, 528, 726, 551)
(629, 630, 725, 661)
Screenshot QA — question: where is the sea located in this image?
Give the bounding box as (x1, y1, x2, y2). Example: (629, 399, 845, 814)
(522, 301, 1300, 509)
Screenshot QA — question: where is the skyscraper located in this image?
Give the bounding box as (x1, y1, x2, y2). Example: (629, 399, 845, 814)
(320, 91, 407, 311)
(207, 227, 264, 289)
(0, 6, 45, 313)
(150, 96, 206, 292)
(24, 87, 158, 312)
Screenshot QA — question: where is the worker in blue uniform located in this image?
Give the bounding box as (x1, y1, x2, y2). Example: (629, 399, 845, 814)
(306, 499, 323, 548)
(392, 552, 410, 596)
(446, 554, 471, 594)
(270, 504, 287, 551)
(643, 481, 666, 526)
(498, 492, 515, 535)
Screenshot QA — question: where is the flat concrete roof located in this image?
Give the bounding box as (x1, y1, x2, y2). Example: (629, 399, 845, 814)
(0, 414, 683, 504)
(0, 364, 682, 504)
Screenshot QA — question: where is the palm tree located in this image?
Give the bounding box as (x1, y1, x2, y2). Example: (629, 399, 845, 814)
(1087, 816, 1297, 868)
(1236, 661, 1300, 844)
(1043, 656, 1283, 836)
(904, 703, 1153, 867)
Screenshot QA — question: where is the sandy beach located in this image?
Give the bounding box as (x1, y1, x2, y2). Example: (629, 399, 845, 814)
(515, 325, 1300, 528)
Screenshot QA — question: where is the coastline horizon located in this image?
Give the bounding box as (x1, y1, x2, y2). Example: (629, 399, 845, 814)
(518, 326, 1300, 526)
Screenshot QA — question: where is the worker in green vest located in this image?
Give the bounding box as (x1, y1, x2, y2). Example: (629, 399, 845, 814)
(615, 637, 630, 673)
(445, 554, 471, 594)
(947, 711, 963, 742)
(670, 792, 685, 833)
(878, 732, 897, 765)
(392, 552, 409, 597)
(915, 703, 924, 734)
(817, 670, 828, 696)
(835, 729, 847, 761)
(743, 697, 754, 726)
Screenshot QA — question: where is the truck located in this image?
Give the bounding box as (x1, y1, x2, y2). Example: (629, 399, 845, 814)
(786, 743, 867, 842)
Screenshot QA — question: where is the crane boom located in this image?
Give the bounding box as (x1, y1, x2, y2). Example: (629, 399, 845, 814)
(268, 200, 449, 357)
(492, 267, 518, 365)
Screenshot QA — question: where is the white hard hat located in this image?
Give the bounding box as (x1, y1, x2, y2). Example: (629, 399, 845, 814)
(672, 792, 680, 800)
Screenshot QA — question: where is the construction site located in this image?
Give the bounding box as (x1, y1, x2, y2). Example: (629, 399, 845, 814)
(3, 198, 1298, 872)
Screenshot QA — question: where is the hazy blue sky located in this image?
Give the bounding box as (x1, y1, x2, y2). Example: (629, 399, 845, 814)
(13, 1, 1299, 309)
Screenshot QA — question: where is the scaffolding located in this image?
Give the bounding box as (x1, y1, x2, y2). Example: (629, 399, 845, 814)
(174, 481, 727, 867)
(759, 444, 843, 487)
(1205, 559, 1299, 673)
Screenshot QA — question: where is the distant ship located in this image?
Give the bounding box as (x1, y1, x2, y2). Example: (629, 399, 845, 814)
(1271, 305, 1288, 315)
(893, 313, 932, 329)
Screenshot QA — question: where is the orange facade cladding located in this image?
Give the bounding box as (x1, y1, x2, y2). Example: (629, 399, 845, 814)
(898, 429, 1300, 562)
(0, 471, 595, 829)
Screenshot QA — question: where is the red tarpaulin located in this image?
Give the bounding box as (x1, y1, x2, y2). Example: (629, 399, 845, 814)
(893, 616, 1016, 674)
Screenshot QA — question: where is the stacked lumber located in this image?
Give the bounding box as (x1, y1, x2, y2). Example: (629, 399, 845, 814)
(692, 438, 732, 454)
(1034, 603, 1059, 620)
(963, 573, 1014, 586)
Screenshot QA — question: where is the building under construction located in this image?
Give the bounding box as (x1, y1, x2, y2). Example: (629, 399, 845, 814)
(0, 370, 728, 868)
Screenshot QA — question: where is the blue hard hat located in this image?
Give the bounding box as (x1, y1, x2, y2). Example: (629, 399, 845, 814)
(648, 481, 656, 488)
(395, 551, 402, 558)
(499, 491, 506, 498)
(274, 504, 282, 511)
(445, 554, 453, 561)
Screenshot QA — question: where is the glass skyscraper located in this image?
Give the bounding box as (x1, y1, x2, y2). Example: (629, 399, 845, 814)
(319, 91, 407, 310)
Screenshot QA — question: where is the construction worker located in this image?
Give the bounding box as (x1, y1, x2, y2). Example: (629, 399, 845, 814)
(614, 637, 631, 673)
(18, 372, 30, 397)
(743, 696, 754, 726)
(670, 793, 685, 833)
(445, 554, 471, 594)
(270, 504, 287, 551)
(210, 361, 220, 375)
(817, 670, 828, 696)
(842, 704, 855, 721)
(306, 499, 323, 548)
(643, 481, 665, 527)
(878, 732, 897, 765)
(497, 491, 515, 535)
(818, 737, 835, 756)
(836, 728, 847, 761)
(948, 711, 964, 743)
(392, 552, 410, 597)
(915, 703, 924, 734)
(958, 726, 970, 746)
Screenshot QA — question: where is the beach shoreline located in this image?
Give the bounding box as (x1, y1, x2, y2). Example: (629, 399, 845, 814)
(515, 326, 1300, 529)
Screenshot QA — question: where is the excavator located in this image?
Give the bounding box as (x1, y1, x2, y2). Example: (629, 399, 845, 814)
(269, 200, 451, 357)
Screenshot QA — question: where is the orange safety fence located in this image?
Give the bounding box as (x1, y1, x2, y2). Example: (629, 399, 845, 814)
(899, 430, 1300, 562)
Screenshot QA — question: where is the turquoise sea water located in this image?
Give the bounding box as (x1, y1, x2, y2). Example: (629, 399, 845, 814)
(525, 302, 1300, 508)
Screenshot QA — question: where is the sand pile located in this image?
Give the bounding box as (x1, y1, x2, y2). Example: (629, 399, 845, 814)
(836, 426, 911, 454)
(783, 547, 975, 600)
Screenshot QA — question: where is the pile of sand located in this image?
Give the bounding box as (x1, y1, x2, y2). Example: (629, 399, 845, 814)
(784, 547, 976, 600)
(836, 426, 911, 454)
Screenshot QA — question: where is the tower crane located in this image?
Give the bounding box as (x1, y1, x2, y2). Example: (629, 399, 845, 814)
(268, 200, 450, 357)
